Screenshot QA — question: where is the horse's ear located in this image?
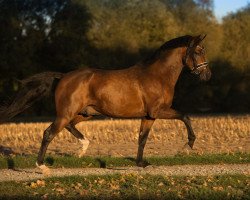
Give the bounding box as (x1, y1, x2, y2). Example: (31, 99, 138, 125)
(189, 35, 200, 49)
(199, 34, 207, 42)
(189, 39, 195, 48)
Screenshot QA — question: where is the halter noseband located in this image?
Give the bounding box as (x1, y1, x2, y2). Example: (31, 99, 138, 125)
(191, 61, 208, 75)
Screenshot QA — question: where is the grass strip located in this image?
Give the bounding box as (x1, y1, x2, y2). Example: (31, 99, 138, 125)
(0, 152, 249, 169)
(0, 174, 249, 199)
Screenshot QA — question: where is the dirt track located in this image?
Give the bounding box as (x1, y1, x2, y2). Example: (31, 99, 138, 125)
(0, 164, 249, 182)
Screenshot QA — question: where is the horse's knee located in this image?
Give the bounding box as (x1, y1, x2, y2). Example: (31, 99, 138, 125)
(42, 127, 53, 142)
(42, 118, 67, 142)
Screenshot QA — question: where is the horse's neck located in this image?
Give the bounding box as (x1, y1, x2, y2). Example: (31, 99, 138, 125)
(148, 48, 184, 88)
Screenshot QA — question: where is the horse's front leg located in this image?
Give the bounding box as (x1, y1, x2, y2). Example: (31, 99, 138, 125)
(181, 115, 196, 148)
(136, 117, 155, 167)
(150, 108, 196, 149)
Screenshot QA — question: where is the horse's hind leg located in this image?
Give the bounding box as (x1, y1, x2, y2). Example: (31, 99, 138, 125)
(66, 115, 92, 157)
(36, 117, 69, 174)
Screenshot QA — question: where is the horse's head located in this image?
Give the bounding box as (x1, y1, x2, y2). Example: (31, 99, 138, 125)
(183, 35, 211, 81)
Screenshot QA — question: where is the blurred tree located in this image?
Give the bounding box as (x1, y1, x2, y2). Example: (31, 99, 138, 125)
(0, 0, 68, 91)
(217, 4, 250, 112)
(0, 0, 30, 95)
(38, 0, 92, 72)
(221, 4, 250, 71)
(80, 0, 183, 67)
(0, 0, 91, 90)
(0, 0, 75, 115)
(0, 0, 249, 114)
(85, 0, 180, 52)
(163, 0, 222, 60)
(195, 0, 213, 10)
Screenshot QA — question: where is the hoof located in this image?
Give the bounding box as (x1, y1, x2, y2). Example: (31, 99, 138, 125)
(188, 140, 195, 149)
(183, 142, 193, 150)
(36, 162, 51, 176)
(136, 161, 150, 168)
(181, 143, 193, 155)
(78, 138, 90, 158)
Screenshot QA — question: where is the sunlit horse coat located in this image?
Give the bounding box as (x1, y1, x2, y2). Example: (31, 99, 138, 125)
(0, 35, 211, 172)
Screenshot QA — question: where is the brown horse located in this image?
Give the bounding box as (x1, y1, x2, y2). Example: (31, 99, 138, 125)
(0, 35, 211, 172)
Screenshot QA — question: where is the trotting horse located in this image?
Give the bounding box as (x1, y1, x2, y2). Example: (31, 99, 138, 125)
(0, 35, 211, 173)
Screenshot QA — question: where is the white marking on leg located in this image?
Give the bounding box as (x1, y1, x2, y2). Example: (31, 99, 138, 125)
(78, 138, 90, 157)
(36, 162, 51, 176)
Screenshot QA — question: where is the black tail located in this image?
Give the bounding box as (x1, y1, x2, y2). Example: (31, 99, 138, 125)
(0, 72, 64, 123)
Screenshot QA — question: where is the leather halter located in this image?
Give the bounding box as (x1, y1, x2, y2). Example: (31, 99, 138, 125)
(184, 45, 208, 75)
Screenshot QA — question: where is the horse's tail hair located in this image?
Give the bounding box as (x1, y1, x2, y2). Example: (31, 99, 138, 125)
(0, 72, 64, 123)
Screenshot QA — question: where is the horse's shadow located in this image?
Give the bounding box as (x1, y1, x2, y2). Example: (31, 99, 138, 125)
(95, 156, 151, 169)
(95, 158, 107, 168)
(0, 145, 15, 156)
(125, 157, 151, 167)
(0, 146, 39, 173)
(0, 145, 16, 169)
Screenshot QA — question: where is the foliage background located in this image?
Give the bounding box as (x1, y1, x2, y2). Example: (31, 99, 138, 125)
(0, 0, 249, 116)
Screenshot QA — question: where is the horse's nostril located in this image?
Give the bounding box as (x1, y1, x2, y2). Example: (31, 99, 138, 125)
(205, 70, 212, 81)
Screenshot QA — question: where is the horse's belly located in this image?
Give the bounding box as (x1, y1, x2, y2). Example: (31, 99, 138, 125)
(90, 72, 146, 118)
(100, 99, 146, 117)
(94, 89, 146, 117)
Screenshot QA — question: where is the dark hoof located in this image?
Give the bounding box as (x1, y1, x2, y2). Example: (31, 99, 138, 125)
(188, 141, 195, 149)
(136, 160, 150, 168)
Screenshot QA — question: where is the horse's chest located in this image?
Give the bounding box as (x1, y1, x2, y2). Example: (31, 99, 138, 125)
(144, 84, 174, 108)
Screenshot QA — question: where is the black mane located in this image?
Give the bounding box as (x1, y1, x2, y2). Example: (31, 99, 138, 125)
(142, 35, 193, 65)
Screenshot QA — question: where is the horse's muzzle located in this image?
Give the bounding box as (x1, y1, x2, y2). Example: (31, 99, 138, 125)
(199, 66, 211, 81)
(191, 62, 211, 81)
